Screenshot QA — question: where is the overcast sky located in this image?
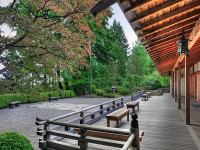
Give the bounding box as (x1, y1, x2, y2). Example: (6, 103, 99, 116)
(0, 1, 137, 70)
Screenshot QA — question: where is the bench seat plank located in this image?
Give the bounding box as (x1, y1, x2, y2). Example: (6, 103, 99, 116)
(126, 101, 139, 113)
(9, 101, 20, 108)
(106, 108, 129, 128)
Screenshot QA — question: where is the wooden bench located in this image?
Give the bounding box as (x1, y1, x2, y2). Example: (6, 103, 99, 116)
(106, 108, 130, 128)
(74, 125, 144, 144)
(9, 101, 20, 108)
(49, 97, 58, 101)
(146, 92, 151, 98)
(141, 94, 148, 101)
(126, 101, 139, 113)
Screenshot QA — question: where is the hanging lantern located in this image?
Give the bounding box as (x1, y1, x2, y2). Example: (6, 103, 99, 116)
(176, 30, 190, 55)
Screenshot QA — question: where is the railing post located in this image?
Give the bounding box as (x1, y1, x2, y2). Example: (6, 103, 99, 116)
(121, 98, 124, 106)
(112, 101, 115, 109)
(80, 112, 84, 124)
(43, 121, 50, 141)
(100, 105, 103, 114)
(36, 118, 48, 150)
(80, 127, 87, 150)
(131, 94, 134, 101)
(130, 114, 140, 150)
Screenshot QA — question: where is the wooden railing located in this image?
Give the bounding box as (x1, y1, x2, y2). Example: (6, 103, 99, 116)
(36, 114, 141, 150)
(50, 97, 124, 125)
(131, 91, 144, 101)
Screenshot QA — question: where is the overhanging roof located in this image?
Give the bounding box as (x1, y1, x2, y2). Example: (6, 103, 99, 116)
(91, 0, 200, 76)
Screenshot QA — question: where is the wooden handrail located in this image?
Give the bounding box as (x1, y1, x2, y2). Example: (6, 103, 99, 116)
(121, 134, 135, 150)
(49, 97, 123, 121)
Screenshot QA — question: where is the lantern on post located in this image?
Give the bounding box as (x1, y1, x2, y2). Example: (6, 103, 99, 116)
(176, 30, 190, 55)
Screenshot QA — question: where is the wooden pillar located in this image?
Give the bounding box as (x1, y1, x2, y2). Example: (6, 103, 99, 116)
(175, 69, 177, 102)
(195, 75, 197, 99)
(185, 54, 190, 125)
(171, 73, 173, 96)
(178, 62, 181, 109)
(172, 71, 174, 98)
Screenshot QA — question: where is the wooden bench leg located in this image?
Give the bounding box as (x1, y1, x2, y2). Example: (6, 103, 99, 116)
(107, 119, 110, 127)
(116, 120, 119, 128)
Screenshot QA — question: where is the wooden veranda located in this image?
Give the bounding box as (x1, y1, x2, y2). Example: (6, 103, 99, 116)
(91, 0, 200, 125)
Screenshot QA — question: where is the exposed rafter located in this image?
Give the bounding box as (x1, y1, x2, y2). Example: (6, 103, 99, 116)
(129, 0, 184, 24)
(136, 1, 200, 30)
(124, 0, 155, 13)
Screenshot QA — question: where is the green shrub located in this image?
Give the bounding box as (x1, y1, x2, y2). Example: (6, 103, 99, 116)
(92, 85, 96, 93)
(102, 87, 112, 93)
(118, 88, 130, 95)
(0, 94, 29, 108)
(103, 93, 115, 98)
(57, 90, 66, 98)
(65, 90, 76, 98)
(94, 89, 101, 94)
(96, 90, 106, 96)
(0, 132, 34, 150)
(49, 91, 59, 97)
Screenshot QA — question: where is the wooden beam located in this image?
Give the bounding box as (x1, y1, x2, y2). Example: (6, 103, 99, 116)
(90, 0, 118, 17)
(136, 1, 200, 30)
(148, 32, 190, 49)
(185, 54, 190, 125)
(124, 0, 154, 13)
(188, 16, 200, 49)
(172, 71, 174, 98)
(129, 0, 184, 24)
(148, 28, 193, 45)
(172, 16, 200, 71)
(178, 62, 181, 109)
(144, 19, 197, 42)
(139, 9, 200, 37)
(175, 69, 177, 102)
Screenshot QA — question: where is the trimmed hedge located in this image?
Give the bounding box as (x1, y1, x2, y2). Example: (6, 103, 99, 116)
(96, 90, 106, 96)
(0, 90, 76, 109)
(0, 132, 34, 150)
(102, 87, 112, 93)
(118, 88, 130, 95)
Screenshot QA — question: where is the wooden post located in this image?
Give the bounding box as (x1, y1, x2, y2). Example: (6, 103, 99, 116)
(171, 72, 173, 96)
(178, 62, 181, 109)
(80, 128, 87, 150)
(195, 75, 197, 99)
(175, 69, 177, 102)
(172, 71, 174, 98)
(130, 114, 140, 150)
(80, 112, 84, 124)
(185, 54, 190, 125)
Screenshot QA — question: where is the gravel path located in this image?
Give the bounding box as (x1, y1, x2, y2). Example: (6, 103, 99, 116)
(0, 97, 130, 150)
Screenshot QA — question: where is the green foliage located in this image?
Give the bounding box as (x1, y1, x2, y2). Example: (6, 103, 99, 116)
(102, 87, 112, 93)
(118, 88, 130, 95)
(96, 90, 106, 96)
(0, 132, 34, 150)
(65, 90, 76, 98)
(103, 93, 115, 98)
(92, 85, 96, 93)
(71, 79, 90, 95)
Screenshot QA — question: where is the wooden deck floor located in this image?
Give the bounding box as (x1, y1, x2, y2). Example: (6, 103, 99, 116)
(91, 93, 200, 150)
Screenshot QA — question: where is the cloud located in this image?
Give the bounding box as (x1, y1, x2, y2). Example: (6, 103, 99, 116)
(0, 0, 13, 7)
(0, 24, 16, 37)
